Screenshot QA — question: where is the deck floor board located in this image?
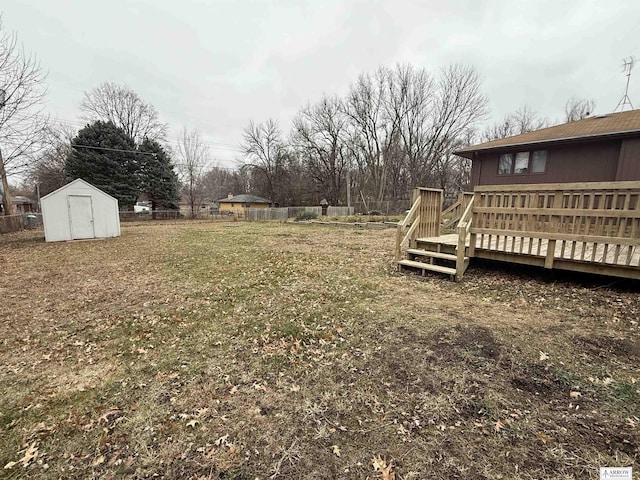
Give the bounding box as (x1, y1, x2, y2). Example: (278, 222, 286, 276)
(417, 234, 640, 268)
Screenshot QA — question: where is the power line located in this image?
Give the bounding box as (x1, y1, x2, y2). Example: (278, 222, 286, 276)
(71, 144, 157, 157)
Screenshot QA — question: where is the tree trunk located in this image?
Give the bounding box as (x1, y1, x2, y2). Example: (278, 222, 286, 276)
(0, 147, 14, 216)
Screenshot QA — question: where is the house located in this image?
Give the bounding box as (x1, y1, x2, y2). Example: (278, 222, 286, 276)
(395, 110, 640, 282)
(178, 196, 217, 217)
(218, 193, 271, 216)
(41, 179, 121, 242)
(455, 109, 640, 187)
(11, 196, 36, 214)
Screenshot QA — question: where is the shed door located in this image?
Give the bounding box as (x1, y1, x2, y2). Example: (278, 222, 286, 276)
(68, 195, 95, 239)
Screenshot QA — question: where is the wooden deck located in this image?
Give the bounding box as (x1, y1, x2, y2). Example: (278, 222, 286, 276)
(418, 233, 640, 279)
(398, 182, 640, 281)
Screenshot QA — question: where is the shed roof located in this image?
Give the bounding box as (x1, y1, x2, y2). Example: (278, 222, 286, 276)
(218, 194, 271, 204)
(41, 178, 117, 202)
(455, 109, 640, 158)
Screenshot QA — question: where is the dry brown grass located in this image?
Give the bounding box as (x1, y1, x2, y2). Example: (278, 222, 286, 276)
(1, 221, 638, 479)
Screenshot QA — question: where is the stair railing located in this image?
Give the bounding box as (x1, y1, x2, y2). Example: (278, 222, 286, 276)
(442, 192, 474, 228)
(455, 196, 475, 281)
(395, 195, 422, 262)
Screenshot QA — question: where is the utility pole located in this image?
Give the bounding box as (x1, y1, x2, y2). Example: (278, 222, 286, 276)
(0, 88, 13, 216)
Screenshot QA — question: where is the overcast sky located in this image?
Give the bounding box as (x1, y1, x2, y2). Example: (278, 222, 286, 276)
(3, 0, 639, 168)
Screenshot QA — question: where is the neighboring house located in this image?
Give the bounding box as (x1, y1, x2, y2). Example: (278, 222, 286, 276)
(11, 196, 36, 214)
(218, 193, 271, 216)
(455, 109, 640, 187)
(41, 178, 120, 242)
(178, 197, 217, 216)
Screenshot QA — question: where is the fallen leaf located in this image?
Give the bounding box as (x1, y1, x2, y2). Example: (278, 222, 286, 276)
(371, 455, 395, 480)
(535, 432, 552, 444)
(91, 455, 105, 467)
(98, 409, 121, 424)
(19, 442, 38, 467)
(494, 420, 505, 433)
(332, 445, 341, 457)
(539, 351, 549, 361)
(569, 391, 582, 399)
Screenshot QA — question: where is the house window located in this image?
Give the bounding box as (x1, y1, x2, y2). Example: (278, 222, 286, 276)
(514, 152, 530, 173)
(498, 150, 547, 175)
(531, 150, 547, 173)
(498, 154, 514, 175)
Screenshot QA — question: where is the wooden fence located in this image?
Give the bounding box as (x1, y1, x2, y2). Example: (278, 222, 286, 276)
(327, 206, 355, 216)
(246, 206, 323, 221)
(470, 182, 640, 271)
(0, 214, 25, 234)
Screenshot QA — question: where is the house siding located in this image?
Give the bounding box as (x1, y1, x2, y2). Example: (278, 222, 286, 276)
(615, 138, 640, 181)
(218, 201, 269, 216)
(471, 140, 621, 187)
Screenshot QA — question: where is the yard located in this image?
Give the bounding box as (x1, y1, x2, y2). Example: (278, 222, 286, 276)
(0, 221, 638, 479)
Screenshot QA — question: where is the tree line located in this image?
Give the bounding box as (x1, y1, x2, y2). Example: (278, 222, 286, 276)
(1, 17, 596, 215)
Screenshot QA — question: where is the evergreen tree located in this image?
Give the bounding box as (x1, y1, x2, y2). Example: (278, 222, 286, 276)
(138, 138, 179, 217)
(65, 121, 140, 208)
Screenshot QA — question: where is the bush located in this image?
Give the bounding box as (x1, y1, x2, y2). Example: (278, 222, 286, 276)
(295, 210, 319, 221)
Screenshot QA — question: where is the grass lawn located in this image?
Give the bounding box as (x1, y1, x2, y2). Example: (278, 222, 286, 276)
(1, 221, 638, 479)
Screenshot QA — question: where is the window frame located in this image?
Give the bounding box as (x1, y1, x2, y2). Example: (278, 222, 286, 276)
(497, 149, 548, 176)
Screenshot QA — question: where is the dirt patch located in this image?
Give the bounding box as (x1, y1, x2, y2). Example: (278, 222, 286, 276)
(574, 335, 640, 360)
(429, 325, 502, 362)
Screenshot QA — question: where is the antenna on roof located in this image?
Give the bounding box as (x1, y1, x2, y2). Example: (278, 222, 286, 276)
(614, 56, 635, 112)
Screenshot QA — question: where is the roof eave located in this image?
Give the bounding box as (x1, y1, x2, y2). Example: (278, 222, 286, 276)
(453, 129, 640, 158)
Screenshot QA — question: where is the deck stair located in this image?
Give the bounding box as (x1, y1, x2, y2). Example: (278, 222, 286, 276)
(396, 182, 640, 282)
(396, 188, 474, 281)
(397, 259, 456, 277)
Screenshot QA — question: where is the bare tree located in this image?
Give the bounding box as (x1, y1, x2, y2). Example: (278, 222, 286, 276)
(564, 97, 596, 122)
(177, 127, 208, 217)
(482, 105, 548, 141)
(199, 165, 244, 202)
(28, 122, 76, 197)
(0, 18, 49, 215)
(80, 82, 167, 144)
(291, 95, 348, 204)
(344, 67, 399, 203)
(241, 119, 286, 205)
(423, 64, 488, 193)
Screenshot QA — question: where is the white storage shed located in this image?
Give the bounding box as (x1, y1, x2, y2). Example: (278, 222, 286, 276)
(41, 179, 121, 242)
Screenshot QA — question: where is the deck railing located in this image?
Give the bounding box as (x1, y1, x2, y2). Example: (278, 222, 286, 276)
(442, 192, 474, 228)
(395, 187, 443, 261)
(470, 182, 640, 270)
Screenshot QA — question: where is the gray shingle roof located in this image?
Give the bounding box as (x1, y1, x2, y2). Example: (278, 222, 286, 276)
(455, 109, 640, 158)
(218, 194, 271, 204)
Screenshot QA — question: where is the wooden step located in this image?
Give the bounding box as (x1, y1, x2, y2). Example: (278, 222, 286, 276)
(407, 248, 458, 262)
(398, 259, 457, 276)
